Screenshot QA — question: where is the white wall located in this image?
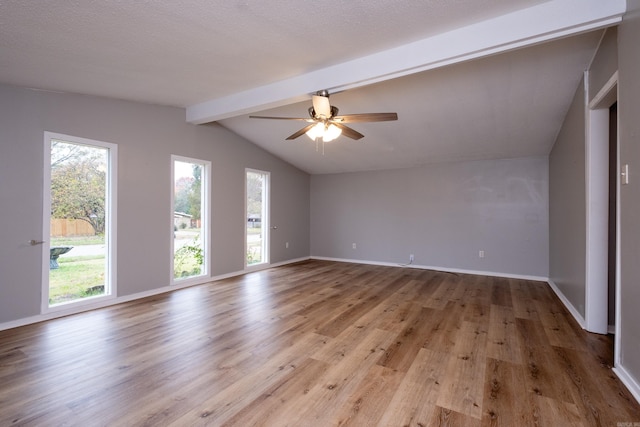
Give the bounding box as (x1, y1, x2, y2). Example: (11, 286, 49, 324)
(311, 157, 549, 278)
(0, 84, 310, 324)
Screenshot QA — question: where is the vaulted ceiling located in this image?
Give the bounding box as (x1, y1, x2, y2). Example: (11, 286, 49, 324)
(0, 1, 626, 174)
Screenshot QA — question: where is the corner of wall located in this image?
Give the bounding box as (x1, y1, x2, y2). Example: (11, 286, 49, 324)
(547, 279, 586, 329)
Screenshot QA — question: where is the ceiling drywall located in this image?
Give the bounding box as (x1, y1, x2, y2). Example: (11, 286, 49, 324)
(220, 31, 603, 174)
(0, 0, 625, 174)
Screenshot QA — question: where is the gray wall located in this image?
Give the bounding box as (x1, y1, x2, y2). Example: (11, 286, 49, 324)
(311, 157, 549, 277)
(548, 79, 587, 317)
(589, 27, 618, 100)
(0, 84, 310, 324)
(548, 6, 640, 392)
(618, 0, 640, 385)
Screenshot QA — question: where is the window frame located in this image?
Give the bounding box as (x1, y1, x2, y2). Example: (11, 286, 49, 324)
(245, 168, 270, 270)
(42, 131, 118, 313)
(170, 155, 211, 285)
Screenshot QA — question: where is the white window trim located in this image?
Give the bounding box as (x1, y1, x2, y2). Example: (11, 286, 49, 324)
(245, 168, 270, 270)
(170, 155, 211, 286)
(42, 132, 118, 313)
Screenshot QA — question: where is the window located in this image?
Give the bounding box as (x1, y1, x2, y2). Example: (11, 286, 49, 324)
(246, 169, 270, 268)
(171, 156, 210, 283)
(44, 132, 117, 310)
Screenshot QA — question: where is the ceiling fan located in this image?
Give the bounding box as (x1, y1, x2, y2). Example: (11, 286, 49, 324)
(249, 90, 398, 142)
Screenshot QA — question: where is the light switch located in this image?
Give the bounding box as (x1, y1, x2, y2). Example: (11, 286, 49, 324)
(622, 164, 629, 185)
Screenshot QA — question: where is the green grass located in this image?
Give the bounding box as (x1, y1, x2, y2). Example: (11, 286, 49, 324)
(49, 234, 204, 301)
(51, 235, 104, 246)
(246, 244, 262, 265)
(173, 257, 203, 279)
(49, 255, 105, 305)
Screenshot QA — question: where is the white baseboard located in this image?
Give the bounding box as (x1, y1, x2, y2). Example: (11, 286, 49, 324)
(3, 255, 542, 331)
(546, 279, 587, 329)
(246, 256, 311, 272)
(0, 257, 310, 332)
(3, 254, 638, 407)
(613, 365, 640, 405)
(310, 256, 549, 282)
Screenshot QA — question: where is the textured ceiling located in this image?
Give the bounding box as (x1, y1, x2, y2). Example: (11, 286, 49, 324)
(0, 0, 625, 174)
(220, 31, 602, 174)
(0, 0, 547, 106)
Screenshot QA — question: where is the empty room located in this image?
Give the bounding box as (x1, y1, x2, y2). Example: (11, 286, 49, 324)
(1, 1, 640, 425)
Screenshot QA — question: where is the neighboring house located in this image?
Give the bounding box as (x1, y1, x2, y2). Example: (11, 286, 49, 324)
(247, 214, 261, 228)
(173, 212, 192, 229)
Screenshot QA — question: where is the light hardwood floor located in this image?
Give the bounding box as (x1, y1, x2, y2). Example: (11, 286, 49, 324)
(1, 260, 639, 426)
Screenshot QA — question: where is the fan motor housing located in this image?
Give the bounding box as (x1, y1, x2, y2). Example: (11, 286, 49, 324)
(308, 105, 339, 119)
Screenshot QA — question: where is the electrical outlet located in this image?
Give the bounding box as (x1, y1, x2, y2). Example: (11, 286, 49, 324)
(479, 250, 485, 258)
(285, 242, 289, 249)
(352, 243, 357, 249)
(409, 254, 414, 262)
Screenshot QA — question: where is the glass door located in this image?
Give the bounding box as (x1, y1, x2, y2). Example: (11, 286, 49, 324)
(44, 132, 116, 309)
(245, 169, 269, 268)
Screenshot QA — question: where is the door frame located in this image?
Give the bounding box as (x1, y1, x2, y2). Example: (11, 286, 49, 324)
(244, 168, 270, 270)
(42, 132, 118, 313)
(585, 71, 619, 349)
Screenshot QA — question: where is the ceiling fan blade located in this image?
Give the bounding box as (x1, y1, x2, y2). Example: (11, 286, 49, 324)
(249, 115, 310, 121)
(286, 123, 317, 140)
(333, 113, 398, 123)
(333, 123, 364, 140)
(312, 95, 332, 119)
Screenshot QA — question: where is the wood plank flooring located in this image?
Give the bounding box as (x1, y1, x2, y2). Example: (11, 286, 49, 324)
(1, 260, 639, 426)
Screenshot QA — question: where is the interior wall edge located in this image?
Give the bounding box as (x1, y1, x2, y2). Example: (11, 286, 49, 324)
(612, 365, 640, 405)
(547, 279, 587, 330)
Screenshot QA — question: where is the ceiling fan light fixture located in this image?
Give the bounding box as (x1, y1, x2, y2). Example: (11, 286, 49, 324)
(250, 90, 397, 144)
(306, 123, 342, 142)
(323, 124, 342, 142)
(306, 122, 325, 140)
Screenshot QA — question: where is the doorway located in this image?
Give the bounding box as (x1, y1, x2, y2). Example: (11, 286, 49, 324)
(585, 72, 619, 368)
(43, 132, 117, 310)
(607, 102, 618, 332)
(585, 74, 618, 337)
(245, 169, 270, 268)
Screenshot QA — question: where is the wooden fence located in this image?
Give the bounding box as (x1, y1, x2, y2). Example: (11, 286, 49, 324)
(50, 218, 95, 237)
